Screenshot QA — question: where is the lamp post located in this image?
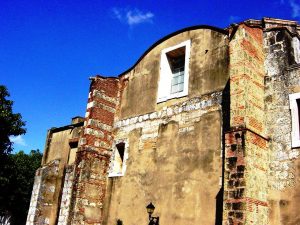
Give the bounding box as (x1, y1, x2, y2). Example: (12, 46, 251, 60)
(146, 202, 159, 225)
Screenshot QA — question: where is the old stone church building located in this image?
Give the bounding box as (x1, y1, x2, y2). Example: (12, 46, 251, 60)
(26, 17, 300, 225)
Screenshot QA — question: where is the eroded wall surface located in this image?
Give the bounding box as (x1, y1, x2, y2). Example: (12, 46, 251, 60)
(103, 28, 229, 225)
(26, 160, 60, 225)
(69, 77, 119, 225)
(26, 122, 83, 225)
(221, 18, 300, 225)
(118, 29, 228, 118)
(264, 19, 300, 225)
(57, 165, 75, 225)
(26, 18, 300, 225)
(224, 22, 269, 225)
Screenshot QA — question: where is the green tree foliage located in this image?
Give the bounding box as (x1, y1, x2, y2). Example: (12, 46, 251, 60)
(0, 85, 26, 155)
(0, 150, 42, 225)
(0, 85, 40, 224)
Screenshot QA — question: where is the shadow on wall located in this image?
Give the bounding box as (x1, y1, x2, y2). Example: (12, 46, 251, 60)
(215, 187, 224, 225)
(215, 80, 230, 225)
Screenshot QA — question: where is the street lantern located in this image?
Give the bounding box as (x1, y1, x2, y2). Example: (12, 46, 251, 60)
(146, 202, 159, 225)
(146, 202, 155, 216)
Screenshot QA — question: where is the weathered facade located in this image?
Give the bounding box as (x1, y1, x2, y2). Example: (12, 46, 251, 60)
(26, 18, 300, 225)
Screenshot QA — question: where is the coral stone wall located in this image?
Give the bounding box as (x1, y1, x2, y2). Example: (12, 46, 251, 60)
(57, 165, 75, 225)
(264, 24, 300, 224)
(26, 168, 43, 225)
(26, 160, 60, 225)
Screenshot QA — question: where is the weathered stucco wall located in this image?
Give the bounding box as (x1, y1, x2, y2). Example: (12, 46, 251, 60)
(119, 28, 229, 119)
(103, 28, 229, 225)
(44, 131, 69, 165)
(26, 122, 83, 225)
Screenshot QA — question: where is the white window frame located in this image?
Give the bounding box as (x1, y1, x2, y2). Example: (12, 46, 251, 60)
(289, 93, 300, 147)
(108, 139, 129, 177)
(157, 40, 191, 103)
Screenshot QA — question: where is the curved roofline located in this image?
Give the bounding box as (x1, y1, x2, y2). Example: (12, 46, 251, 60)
(117, 25, 228, 77)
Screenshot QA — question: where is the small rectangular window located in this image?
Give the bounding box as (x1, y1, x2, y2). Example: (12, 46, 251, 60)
(289, 93, 300, 147)
(108, 140, 128, 177)
(116, 142, 125, 162)
(157, 40, 191, 103)
(167, 48, 185, 94)
(68, 140, 78, 165)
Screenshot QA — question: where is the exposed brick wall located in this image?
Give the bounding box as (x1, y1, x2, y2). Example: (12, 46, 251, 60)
(70, 151, 110, 224)
(225, 23, 269, 225)
(223, 130, 246, 225)
(223, 130, 269, 225)
(244, 131, 269, 224)
(230, 24, 265, 135)
(69, 76, 119, 225)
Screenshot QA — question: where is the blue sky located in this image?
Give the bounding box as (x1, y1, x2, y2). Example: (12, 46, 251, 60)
(1, 0, 299, 153)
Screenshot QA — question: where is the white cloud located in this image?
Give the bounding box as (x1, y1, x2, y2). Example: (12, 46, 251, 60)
(126, 10, 154, 25)
(229, 15, 241, 23)
(112, 8, 122, 21)
(9, 135, 27, 147)
(278, 0, 299, 18)
(112, 8, 154, 26)
(290, 0, 300, 18)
